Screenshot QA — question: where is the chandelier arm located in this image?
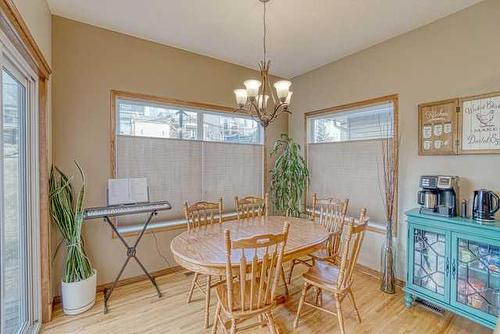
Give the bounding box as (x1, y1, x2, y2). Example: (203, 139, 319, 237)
(260, 65, 268, 112)
(270, 103, 284, 122)
(250, 98, 263, 120)
(268, 74, 278, 106)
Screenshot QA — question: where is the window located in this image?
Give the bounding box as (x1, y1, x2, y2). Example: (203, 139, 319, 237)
(203, 112, 260, 144)
(117, 99, 263, 144)
(114, 95, 264, 231)
(306, 97, 397, 229)
(0, 40, 39, 333)
(308, 102, 393, 143)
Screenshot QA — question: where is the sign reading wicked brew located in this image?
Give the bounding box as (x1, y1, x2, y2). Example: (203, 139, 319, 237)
(460, 92, 500, 154)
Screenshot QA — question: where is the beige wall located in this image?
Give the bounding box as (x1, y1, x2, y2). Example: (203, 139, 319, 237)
(11, 0, 52, 163)
(12, 0, 51, 63)
(51, 16, 287, 293)
(289, 0, 500, 279)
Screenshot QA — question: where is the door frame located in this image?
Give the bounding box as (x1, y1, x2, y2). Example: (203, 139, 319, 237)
(0, 27, 40, 334)
(0, 0, 51, 324)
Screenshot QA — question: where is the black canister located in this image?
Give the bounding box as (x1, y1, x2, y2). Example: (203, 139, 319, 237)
(461, 199, 468, 218)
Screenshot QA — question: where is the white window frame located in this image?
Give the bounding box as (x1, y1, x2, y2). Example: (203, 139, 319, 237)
(112, 94, 265, 234)
(304, 95, 399, 234)
(307, 102, 394, 144)
(116, 98, 264, 145)
(0, 29, 40, 334)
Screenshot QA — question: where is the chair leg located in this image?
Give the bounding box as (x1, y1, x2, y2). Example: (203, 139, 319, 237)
(335, 293, 345, 334)
(230, 320, 237, 334)
(287, 260, 297, 284)
(293, 282, 309, 329)
(280, 265, 289, 296)
(187, 272, 199, 303)
(315, 288, 322, 306)
(204, 275, 212, 329)
(266, 312, 277, 334)
(347, 289, 361, 323)
(212, 301, 221, 334)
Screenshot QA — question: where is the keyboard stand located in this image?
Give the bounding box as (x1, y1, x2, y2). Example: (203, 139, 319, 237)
(102, 210, 162, 313)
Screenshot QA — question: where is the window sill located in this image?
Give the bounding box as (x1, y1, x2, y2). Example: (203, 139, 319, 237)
(115, 211, 239, 237)
(116, 210, 389, 237)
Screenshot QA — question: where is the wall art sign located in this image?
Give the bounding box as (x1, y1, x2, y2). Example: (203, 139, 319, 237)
(459, 92, 500, 154)
(418, 99, 459, 155)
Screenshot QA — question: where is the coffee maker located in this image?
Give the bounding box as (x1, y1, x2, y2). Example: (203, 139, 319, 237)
(418, 175, 459, 217)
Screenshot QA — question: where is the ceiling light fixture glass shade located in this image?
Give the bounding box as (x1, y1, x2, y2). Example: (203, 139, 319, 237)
(233, 0, 292, 128)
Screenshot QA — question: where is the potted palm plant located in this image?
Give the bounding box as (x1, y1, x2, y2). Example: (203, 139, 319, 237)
(270, 134, 310, 217)
(49, 161, 96, 315)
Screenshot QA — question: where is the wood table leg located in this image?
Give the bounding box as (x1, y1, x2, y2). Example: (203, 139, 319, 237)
(204, 275, 212, 328)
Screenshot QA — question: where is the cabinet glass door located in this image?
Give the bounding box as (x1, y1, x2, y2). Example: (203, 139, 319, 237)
(410, 225, 449, 302)
(452, 234, 500, 321)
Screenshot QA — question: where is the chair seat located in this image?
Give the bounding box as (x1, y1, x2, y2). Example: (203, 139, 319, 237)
(216, 279, 274, 315)
(309, 248, 331, 260)
(302, 261, 340, 289)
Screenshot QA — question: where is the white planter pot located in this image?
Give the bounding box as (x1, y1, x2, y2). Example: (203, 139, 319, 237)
(61, 270, 97, 315)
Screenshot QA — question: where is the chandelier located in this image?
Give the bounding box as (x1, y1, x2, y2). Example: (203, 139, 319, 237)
(233, 0, 292, 128)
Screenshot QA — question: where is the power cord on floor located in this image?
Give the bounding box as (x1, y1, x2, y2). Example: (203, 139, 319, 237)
(151, 229, 172, 267)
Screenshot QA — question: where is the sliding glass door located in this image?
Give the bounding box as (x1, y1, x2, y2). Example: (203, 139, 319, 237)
(0, 33, 40, 334)
(1, 67, 28, 333)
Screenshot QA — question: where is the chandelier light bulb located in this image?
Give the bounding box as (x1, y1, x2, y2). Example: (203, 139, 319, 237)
(244, 80, 261, 98)
(285, 91, 293, 104)
(234, 89, 248, 107)
(274, 80, 292, 101)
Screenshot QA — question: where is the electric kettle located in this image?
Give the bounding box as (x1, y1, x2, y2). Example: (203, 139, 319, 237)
(472, 189, 500, 221)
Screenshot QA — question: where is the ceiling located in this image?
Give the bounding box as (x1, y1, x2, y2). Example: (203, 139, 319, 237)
(47, 0, 483, 78)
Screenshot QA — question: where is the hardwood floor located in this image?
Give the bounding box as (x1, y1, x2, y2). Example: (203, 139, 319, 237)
(42, 266, 493, 334)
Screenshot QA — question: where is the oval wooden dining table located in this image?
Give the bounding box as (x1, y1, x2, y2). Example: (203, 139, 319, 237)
(170, 215, 330, 328)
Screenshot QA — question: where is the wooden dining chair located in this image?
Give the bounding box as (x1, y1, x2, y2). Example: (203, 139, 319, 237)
(235, 193, 289, 296)
(184, 198, 223, 328)
(211, 222, 290, 334)
(235, 193, 269, 219)
(287, 194, 349, 284)
(293, 210, 369, 334)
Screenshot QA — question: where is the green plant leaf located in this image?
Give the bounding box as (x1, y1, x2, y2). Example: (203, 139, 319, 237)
(270, 134, 310, 217)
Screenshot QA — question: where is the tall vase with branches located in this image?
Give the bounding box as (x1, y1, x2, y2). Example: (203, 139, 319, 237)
(270, 133, 310, 217)
(379, 119, 399, 294)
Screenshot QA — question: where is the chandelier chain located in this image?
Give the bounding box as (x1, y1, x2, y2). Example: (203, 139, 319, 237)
(263, 1, 267, 64)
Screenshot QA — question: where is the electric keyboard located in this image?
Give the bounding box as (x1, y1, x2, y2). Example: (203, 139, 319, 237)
(83, 201, 172, 219)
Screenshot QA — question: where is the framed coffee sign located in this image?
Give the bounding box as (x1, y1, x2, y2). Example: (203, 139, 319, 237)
(459, 91, 500, 154)
(418, 91, 500, 156)
(418, 99, 459, 155)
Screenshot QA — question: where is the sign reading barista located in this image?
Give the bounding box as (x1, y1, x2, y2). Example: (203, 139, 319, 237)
(462, 95, 500, 151)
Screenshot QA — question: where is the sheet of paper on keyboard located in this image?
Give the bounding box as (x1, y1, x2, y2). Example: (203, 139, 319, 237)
(108, 178, 149, 205)
(128, 178, 149, 203)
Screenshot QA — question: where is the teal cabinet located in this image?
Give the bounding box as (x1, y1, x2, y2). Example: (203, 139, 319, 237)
(405, 210, 500, 330)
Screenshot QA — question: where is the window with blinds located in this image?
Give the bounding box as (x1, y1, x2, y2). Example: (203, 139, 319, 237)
(306, 99, 396, 228)
(308, 102, 393, 144)
(114, 98, 264, 229)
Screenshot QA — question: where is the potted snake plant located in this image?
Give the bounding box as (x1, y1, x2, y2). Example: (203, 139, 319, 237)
(49, 161, 96, 315)
(270, 134, 310, 217)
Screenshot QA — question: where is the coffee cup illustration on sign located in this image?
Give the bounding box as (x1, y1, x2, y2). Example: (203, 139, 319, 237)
(423, 141, 432, 150)
(433, 124, 443, 137)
